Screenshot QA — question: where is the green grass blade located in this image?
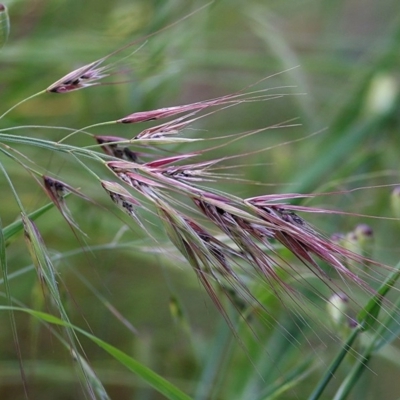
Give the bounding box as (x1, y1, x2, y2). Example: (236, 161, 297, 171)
(357, 260, 400, 332)
(259, 356, 315, 400)
(194, 319, 233, 400)
(311, 260, 400, 399)
(0, 306, 193, 400)
(308, 327, 360, 400)
(372, 297, 400, 351)
(334, 285, 400, 399)
(0, 218, 29, 395)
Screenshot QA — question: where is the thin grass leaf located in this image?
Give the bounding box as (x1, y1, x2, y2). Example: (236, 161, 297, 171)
(308, 327, 360, 400)
(333, 271, 400, 399)
(372, 297, 400, 351)
(0, 307, 193, 400)
(0, 218, 29, 397)
(258, 356, 315, 400)
(194, 318, 234, 400)
(311, 259, 400, 400)
(357, 260, 400, 332)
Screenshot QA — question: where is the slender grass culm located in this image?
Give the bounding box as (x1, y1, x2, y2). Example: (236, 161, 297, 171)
(1, 2, 400, 400)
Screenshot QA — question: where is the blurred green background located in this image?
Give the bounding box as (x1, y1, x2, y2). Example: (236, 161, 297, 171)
(1, 0, 400, 399)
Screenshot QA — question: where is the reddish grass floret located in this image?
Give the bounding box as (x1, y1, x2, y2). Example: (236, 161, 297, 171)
(46, 59, 109, 93)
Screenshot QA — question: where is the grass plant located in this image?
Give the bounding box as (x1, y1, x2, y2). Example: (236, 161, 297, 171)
(1, 1, 400, 399)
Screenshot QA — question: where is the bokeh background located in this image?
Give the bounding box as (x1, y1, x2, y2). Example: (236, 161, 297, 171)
(1, 0, 400, 399)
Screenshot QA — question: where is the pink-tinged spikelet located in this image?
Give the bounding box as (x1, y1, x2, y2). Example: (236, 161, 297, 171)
(101, 180, 144, 228)
(46, 59, 109, 93)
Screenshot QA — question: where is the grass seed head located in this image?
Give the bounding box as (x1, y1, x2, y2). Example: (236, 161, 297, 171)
(118, 103, 212, 124)
(135, 117, 195, 140)
(117, 90, 249, 124)
(46, 59, 109, 93)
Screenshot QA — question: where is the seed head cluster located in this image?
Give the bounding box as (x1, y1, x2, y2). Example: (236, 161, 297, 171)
(41, 57, 380, 324)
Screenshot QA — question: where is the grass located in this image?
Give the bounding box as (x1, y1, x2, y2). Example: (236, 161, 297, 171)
(1, 1, 400, 399)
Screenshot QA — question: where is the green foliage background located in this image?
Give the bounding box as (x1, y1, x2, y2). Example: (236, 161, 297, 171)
(1, 0, 400, 399)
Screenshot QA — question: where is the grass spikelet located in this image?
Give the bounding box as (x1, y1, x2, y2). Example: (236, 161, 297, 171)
(0, 218, 29, 397)
(251, 202, 378, 293)
(101, 180, 144, 228)
(134, 114, 199, 140)
(46, 59, 110, 93)
(193, 195, 289, 292)
(95, 135, 139, 161)
(106, 161, 165, 199)
(145, 155, 220, 183)
(43, 176, 89, 234)
(45, 1, 214, 95)
(117, 87, 289, 124)
(118, 102, 224, 124)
